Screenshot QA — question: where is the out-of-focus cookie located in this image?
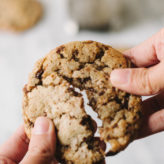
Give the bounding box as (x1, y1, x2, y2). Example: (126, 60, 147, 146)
(22, 41, 142, 163)
(0, 0, 42, 31)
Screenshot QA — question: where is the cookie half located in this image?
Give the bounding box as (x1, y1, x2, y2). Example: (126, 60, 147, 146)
(0, 0, 42, 31)
(22, 41, 142, 163)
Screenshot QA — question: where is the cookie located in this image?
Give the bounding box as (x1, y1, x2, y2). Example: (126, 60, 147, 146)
(0, 0, 42, 31)
(22, 41, 142, 163)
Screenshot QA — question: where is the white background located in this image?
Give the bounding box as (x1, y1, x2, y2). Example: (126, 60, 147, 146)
(0, 0, 164, 163)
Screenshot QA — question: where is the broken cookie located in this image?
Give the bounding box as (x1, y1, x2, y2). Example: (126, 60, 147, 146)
(22, 41, 142, 164)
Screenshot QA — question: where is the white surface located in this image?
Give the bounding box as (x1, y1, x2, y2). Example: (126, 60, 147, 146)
(0, 0, 163, 163)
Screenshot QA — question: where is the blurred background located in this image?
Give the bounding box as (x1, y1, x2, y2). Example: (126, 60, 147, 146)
(0, 0, 164, 163)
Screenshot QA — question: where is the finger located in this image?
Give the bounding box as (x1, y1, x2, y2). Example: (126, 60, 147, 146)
(21, 117, 56, 164)
(110, 61, 164, 95)
(0, 125, 29, 163)
(137, 93, 164, 138)
(142, 92, 164, 116)
(0, 156, 16, 164)
(138, 109, 164, 138)
(124, 28, 164, 67)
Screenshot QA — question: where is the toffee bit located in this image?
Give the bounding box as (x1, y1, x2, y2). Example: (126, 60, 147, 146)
(23, 84, 29, 94)
(83, 40, 94, 44)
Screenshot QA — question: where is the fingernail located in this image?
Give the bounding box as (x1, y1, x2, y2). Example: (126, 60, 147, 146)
(110, 69, 130, 85)
(33, 117, 50, 135)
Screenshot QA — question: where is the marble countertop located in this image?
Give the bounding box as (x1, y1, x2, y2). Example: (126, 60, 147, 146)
(0, 0, 163, 163)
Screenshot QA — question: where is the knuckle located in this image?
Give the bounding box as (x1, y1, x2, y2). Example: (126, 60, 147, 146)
(155, 28, 164, 58)
(129, 50, 137, 64)
(158, 110, 164, 124)
(0, 156, 14, 164)
(19, 132, 29, 146)
(159, 28, 164, 37)
(144, 71, 154, 95)
(133, 69, 154, 95)
(154, 37, 164, 60)
(30, 145, 53, 158)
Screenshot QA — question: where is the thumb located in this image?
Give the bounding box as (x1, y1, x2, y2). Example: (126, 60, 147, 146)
(110, 62, 164, 96)
(21, 117, 56, 164)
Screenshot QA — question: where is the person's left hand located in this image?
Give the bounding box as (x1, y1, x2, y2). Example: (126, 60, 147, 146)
(0, 117, 57, 164)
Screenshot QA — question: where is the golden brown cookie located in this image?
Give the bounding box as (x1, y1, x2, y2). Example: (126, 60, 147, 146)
(0, 0, 42, 31)
(22, 41, 142, 163)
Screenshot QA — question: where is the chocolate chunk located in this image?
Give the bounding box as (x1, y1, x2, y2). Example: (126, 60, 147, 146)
(72, 49, 79, 61)
(106, 151, 118, 156)
(78, 63, 85, 70)
(95, 48, 104, 60)
(35, 68, 44, 85)
(67, 88, 81, 97)
(36, 68, 44, 79)
(99, 91, 105, 96)
(87, 87, 95, 92)
(59, 53, 64, 58)
(89, 98, 97, 108)
(80, 116, 95, 132)
(103, 45, 110, 50)
(63, 76, 73, 83)
(96, 65, 105, 71)
(94, 159, 105, 164)
(77, 77, 91, 84)
(87, 142, 94, 150)
(56, 45, 65, 54)
(115, 97, 122, 104)
(27, 119, 34, 128)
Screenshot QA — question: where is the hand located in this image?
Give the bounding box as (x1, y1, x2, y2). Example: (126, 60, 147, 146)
(110, 29, 164, 138)
(0, 117, 57, 164)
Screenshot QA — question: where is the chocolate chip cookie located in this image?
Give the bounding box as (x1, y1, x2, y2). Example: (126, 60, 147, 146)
(0, 0, 42, 31)
(22, 41, 142, 163)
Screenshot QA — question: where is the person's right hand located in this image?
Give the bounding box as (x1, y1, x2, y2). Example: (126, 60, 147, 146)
(110, 29, 164, 138)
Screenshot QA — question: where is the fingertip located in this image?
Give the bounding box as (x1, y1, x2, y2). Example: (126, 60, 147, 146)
(110, 69, 119, 85)
(22, 117, 56, 164)
(110, 69, 130, 87)
(31, 117, 56, 147)
(33, 117, 51, 135)
(30, 117, 56, 152)
(138, 109, 164, 138)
